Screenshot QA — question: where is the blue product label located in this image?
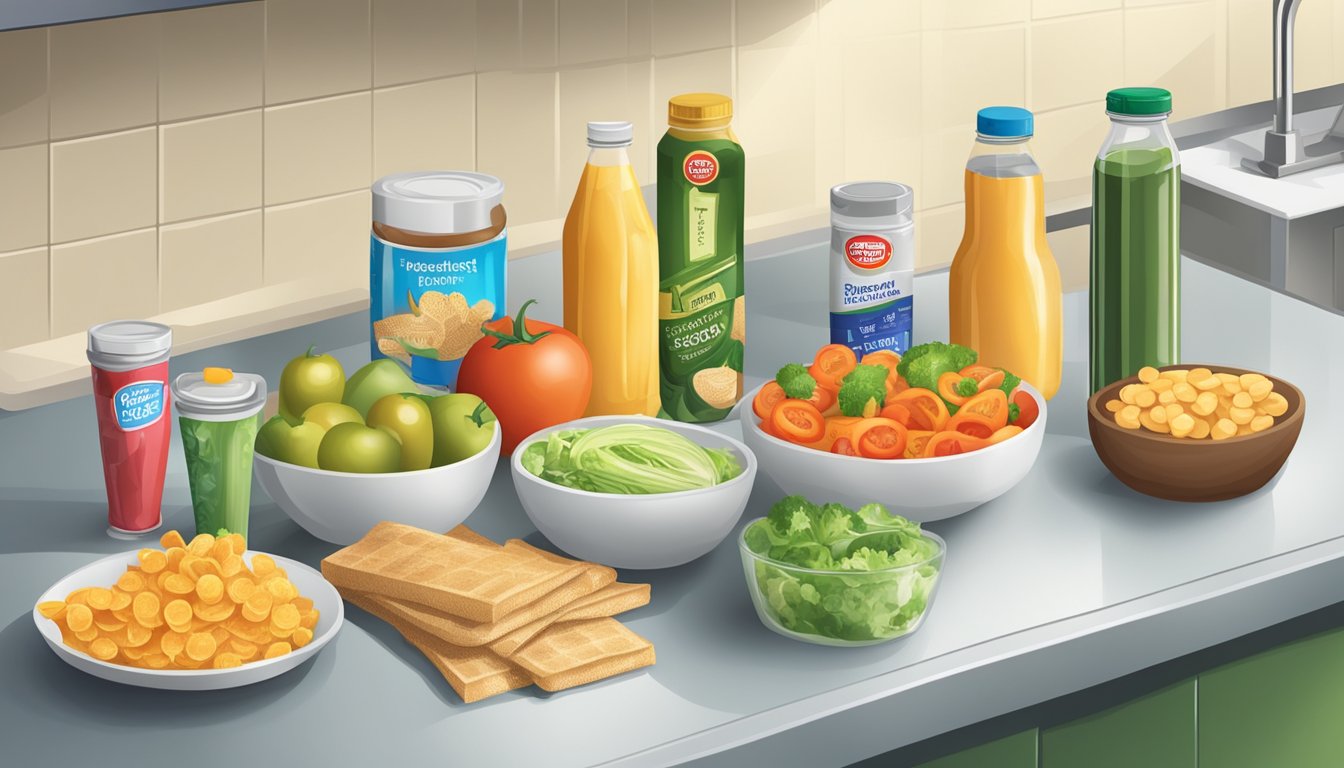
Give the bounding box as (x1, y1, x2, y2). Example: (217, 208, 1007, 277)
(369, 232, 507, 388)
(830, 295, 914, 358)
(114, 381, 166, 431)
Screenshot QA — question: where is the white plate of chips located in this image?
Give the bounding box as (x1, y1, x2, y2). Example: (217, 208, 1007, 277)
(33, 548, 343, 691)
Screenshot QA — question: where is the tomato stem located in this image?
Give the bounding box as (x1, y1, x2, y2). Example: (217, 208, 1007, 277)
(482, 299, 552, 349)
(305, 344, 317, 358)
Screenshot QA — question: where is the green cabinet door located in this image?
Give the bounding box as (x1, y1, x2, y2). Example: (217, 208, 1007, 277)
(916, 729, 1038, 768)
(1199, 627, 1344, 768)
(1041, 679, 1196, 768)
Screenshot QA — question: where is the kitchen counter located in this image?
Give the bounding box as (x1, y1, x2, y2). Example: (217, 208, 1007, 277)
(0, 241, 1338, 767)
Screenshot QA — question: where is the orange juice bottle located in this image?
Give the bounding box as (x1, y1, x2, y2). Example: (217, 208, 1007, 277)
(949, 107, 1062, 400)
(563, 121, 660, 416)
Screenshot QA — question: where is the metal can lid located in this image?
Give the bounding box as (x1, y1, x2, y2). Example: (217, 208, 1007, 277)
(87, 320, 172, 370)
(171, 370, 267, 421)
(830, 181, 914, 223)
(372, 171, 505, 235)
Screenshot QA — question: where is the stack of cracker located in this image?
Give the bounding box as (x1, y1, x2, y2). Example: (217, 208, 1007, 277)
(321, 522, 654, 703)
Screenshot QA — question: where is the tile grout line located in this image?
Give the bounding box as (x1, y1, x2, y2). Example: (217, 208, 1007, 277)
(45, 24, 53, 340)
(154, 11, 162, 316)
(261, 0, 269, 285)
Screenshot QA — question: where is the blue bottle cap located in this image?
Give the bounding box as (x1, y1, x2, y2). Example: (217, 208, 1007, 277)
(976, 106, 1034, 139)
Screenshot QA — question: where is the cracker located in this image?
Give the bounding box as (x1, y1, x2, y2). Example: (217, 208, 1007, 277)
(489, 582, 650, 657)
(511, 619, 656, 692)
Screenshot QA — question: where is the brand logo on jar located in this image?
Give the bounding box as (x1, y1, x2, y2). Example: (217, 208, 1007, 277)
(113, 381, 165, 431)
(845, 235, 892, 269)
(683, 151, 719, 185)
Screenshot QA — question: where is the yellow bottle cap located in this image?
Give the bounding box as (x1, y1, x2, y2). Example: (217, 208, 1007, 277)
(668, 93, 733, 128)
(203, 367, 234, 384)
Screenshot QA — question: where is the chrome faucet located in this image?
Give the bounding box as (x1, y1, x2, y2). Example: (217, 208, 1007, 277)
(1244, 0, 1344, 176)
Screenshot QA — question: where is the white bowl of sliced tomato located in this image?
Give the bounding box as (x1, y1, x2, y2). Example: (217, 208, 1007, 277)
(740, 342, 1046, 522)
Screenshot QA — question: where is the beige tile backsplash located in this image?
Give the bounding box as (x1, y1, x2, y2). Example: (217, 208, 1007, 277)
(3, 0, 1344, 353)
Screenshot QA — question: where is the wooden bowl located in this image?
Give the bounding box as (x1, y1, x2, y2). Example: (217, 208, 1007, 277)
(1086, 365, 1305, 502)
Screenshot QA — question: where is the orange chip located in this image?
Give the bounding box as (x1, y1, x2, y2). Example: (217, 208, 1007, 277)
(242, 592, 273, 623)
(142, 653, 170, 669)
(37, 601, 66, 620)
(213, 653, 243, 669)
(75, 625, 99, 642)
(88, 637, 118, 661)
(124, 622, 152, 647)
(165, 547, 187, 571)
(109, 590, 132, 611)
(299, 610, 319, 630)
(66, 603, 93, 633)
(193, 600, 235, 623)
(138, 549, 167, 574)
(263, 642, 291, 660)
(219, 554, 244, 579)
(164, 574, 196, 595)
(265, 579, 296, 603)
(187, 534, 216, 557)
(163, 599, 193, 628)
(86, 588, 113, 611)
(159, 530, 186, 550)
(132, 592, 162, 627)
(229, 534, 246, 556)
(227, 578, 257, 604)
(161, 631, 187, 658)
(185, 632, 217, 662)
(195, 574, 224, 604)
(291, 626, 313, 648)
(250, 553, 276, 577)
(116, 571, 145, 593)
(271, 603, 300, 632)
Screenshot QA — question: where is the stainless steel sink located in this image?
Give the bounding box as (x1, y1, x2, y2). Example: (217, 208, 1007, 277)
(1182, 104, 1344, 313)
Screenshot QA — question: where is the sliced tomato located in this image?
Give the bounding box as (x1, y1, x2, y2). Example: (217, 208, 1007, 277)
(976, 370, 1006, 392)
(936, 371, 972, 407)
(850, 417, 908, 460)
(770, 399, 826, 444)
(945, 411, 997, 439)
(903, 430, 935, 459)
(988, 425, 1024, 444)
(879, 402, 913, 427)
(801, 416, 861, 452)
(1011, 388, 1040, 430)
(958, 388, 1009, 430)
(808, 384, 839, 417)
(890, 388, 951, 432)
(830, 436, 858, 456)
(959, 365, 998, 383)
(922, 431, 989, 458)
(752, 381, 786, 421)
(807, 344, 858, 388)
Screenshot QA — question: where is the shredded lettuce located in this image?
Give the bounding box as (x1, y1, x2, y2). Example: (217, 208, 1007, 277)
(521, 424, 742, 494)
(744, 496, 942, 641)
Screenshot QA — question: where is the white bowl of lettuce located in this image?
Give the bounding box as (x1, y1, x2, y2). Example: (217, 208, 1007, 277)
(740, 496, 945, 646)
(512, 416, 757, 569)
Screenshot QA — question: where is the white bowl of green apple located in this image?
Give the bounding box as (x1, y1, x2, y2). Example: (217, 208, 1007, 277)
(253, 351, 501, 545)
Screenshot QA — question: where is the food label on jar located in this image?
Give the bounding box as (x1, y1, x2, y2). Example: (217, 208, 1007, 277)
(658, 268, 743, 424)
(830, 229, 914, 357)
(113, 381, 166, 431)
(369, 232, 507, 389)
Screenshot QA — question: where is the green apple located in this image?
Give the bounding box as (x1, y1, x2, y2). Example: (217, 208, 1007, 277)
(255, 415, 325, 469)
(302, 402, 364, 431)
(317, 422, 401, 474)
(279, 346, 345, 423)
(366, 393, 434, 471)
(427, 393, 498, 466)
(342, 359, 419, 419)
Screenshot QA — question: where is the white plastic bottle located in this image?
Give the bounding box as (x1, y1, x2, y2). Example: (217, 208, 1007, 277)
(829, 181, 915, 358)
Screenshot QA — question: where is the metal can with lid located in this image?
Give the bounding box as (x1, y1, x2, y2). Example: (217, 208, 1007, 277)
(829, 181, 915, 358)
(370, 171, 507, 390)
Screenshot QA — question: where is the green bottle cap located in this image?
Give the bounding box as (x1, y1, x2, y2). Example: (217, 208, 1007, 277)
(1106, 87, 1172, 116)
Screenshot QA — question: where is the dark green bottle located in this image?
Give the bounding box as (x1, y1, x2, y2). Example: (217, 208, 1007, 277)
(656, 93, 746, 423)
(1090, 87, 1180, 394)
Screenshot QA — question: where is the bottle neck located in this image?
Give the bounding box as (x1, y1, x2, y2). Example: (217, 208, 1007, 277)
(586, 144, 632, 168)
(1099, 113, 1178, 166)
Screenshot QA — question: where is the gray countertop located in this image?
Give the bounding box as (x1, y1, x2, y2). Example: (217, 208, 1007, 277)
(1, 242, 1339, 767)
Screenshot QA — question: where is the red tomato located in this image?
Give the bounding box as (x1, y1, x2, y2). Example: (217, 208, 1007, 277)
(922, 431, 989, 458)
(830, 437, 858, 456)
(753, 381, 786, 421)
(770, 399, 826, 444)
(455, 300, 592, 454)
(1012, 388, 1040, 430)
(807, 344, 858, 388)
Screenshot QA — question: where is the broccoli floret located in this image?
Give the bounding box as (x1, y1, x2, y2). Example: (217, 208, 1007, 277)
(767, 494, 822, 536)
(954, 377, 979, 397)
(842, 363, 888, 389)
(1008, 403, 1021, 423)
(775, 363, 816, 399)
(998, 369, 1022, 397)
(895, 342, 978, 391)
(838, 377, 886, 417)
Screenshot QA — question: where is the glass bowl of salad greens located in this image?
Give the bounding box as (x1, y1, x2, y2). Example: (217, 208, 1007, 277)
(512, 416, 757, 569)
(739, 495, 945, 646)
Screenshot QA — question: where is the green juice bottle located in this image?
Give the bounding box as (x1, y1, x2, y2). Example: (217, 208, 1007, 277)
(1090, 87, 1180, 394)
(656, 93, 746, 423)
